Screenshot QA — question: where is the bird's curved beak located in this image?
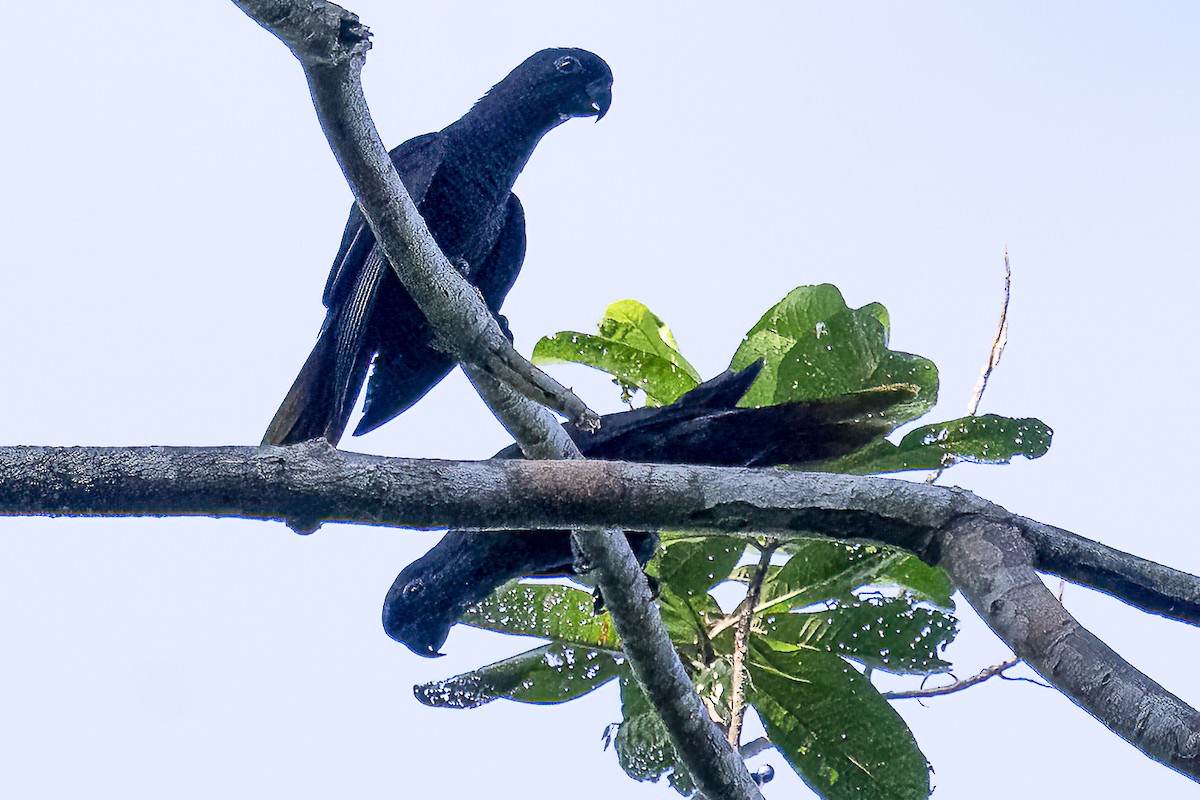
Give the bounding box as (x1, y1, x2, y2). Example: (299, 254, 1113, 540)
(586, 78, 612, 121)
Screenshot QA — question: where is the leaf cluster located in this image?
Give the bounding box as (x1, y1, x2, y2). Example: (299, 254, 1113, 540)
(419, 285, 1052, 799)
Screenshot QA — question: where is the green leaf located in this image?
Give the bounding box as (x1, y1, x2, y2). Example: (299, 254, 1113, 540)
(762, 597, 957, 674)
(862, 351, 939, 425)
(876, 556, 955, 608)
(654, 584, 724, 666)
(658, 535, 746, 599)
(532, 300, 700, 405)
(729, 285, 938, 422)
(415, 642, 624, 709)
(461, 582, 620, 649)
(833, 414, 1053, 474)
(858, 301, 890, 338)
(731, 285, 863, 407)
(757, 541, 904, 613)
(754, 540, 953, 613)
(749, 644, 931, 800)
(610, 675, 696, 796)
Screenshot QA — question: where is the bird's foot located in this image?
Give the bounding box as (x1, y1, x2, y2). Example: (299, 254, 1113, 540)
(592, 574, 659, 614)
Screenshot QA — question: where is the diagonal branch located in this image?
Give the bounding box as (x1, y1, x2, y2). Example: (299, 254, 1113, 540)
(937, 515, 1200, 779)
(230, 2, 757, 796)
(466, 371, 767, 798)
(1018, 517, 1200, 625)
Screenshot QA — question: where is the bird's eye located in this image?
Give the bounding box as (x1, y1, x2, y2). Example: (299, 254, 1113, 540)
(554, 55, 580, 74)
(404, 580, 424, 596)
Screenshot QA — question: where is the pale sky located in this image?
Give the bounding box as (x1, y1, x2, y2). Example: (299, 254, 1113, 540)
(2, 2, 1198, 798)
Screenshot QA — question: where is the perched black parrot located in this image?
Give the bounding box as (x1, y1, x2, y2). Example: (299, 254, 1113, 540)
(264, 49, 613, 446)
(383, 362, 914, 656)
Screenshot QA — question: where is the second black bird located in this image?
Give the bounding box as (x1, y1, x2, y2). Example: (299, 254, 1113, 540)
(264, 49, 613, 445)
(383, 363, 916, 656)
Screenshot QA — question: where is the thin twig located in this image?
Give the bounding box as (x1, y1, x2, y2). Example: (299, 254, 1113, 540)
(927, 249, 1012, 485)
(882, 656, 1021, 700)
(967, 249, 1012, 416)
(727, 544, 776, 746)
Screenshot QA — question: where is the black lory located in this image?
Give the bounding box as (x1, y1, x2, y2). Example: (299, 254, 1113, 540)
(383, 362, 915, 656)
(264, 49, 613, 445)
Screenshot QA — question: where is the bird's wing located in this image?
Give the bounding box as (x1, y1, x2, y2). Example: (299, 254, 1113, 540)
(473, 194, 527, 314)
(354, 192, 526, 435)
(264, 134, 446, 445)
(322, 132, 446, 310)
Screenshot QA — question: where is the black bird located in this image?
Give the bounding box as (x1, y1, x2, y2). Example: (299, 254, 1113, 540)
(383, 363, 915, 656)
(264, 49, 613, 446)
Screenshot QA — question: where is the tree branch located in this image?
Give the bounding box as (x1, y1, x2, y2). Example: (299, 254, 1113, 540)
(2, 442, 1198, 779)
(1, 443, 1194, 628)
(881, 657, 1022, 700)
(938, 515, 1200, 779)
(1018, 517, 1200, 626)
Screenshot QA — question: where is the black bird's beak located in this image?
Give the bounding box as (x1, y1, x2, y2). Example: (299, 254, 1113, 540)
(586, 78, 612, 121)
(417, 644, 445, 658)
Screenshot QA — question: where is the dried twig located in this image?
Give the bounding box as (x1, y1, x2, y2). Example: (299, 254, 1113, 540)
(727, 544, 776, 746)
(967, 249, 1012, 417)
(882, 656, 1022, 700)
(927, 249, 1012, 485)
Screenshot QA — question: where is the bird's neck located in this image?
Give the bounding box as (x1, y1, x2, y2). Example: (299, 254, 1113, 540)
(443, 97, 563, 192)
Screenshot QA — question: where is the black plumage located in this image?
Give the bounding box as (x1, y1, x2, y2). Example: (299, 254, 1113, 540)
(264, 49, 613, 445)
(383, 363, 914, 656)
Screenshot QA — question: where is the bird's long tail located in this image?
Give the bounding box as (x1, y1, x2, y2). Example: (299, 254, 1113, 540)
(262, 322, 371, 447)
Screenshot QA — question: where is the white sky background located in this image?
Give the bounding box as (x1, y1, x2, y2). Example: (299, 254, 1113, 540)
(2, 2, 1198, 798)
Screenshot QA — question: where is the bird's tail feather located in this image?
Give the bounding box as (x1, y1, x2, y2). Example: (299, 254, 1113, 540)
(262, 326, 370, 446)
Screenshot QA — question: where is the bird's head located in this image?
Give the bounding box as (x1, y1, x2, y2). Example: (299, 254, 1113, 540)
(382, 573, 453, 658)
(486, 47, 613, 126)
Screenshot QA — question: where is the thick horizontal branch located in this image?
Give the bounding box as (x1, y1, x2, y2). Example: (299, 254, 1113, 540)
(3, 443, 1199, 780)
(0, 443, 973, 547)
(0, 443, 1194, 624)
